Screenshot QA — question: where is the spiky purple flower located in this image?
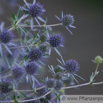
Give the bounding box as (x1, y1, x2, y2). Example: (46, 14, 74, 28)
(28, 48, 43, 61)
(46, 92, 53, 101)
(22, 0, 46, 29)
(36, 84, 47, 96)
(55, 12, 76, 34)
(25, 62, 38, 75)
(0, 80, 12, 93)
(46, 78, 56, 88)
(65, 59, 80, 74)
(12, 66, 24, 79)
(0, 30, 13, 44)
(28, 2, 44, 18)
(55, 80, 63, 91)
(61, 14, 74, 27)
(49, 34, 63, 47)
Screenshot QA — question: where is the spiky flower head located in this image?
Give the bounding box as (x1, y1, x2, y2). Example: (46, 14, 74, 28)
(25, 62, 38, 75)
(39, 45, 47, 53)
(94, 56, 102, 64)
(65, 59, 80, 74)
(55, 12, 76, 34)
(49, 34, 63, 47)
(36, 84, 47, 96)
(0, 30, 13, 44)
(12, 66, 24, 79)
(54, 72, 63, 80)
(55, 80, 63, 91)
(22, 0, 45, 18)
(61, 14, 74, 27)
(0, 80, 12, 93)
(28, 48, 43, 61)
(46, 92, 53, 101)
(54, 66, 63, 73)
(46, 78, 56, 88)
(40, 34, 47, 43)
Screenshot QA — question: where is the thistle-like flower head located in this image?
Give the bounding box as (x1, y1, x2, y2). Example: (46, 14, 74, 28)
(0, 80, 12, 93)
(40, 34, 47, 43)
(39, 45, 47, 53)
(46, 78, 56, 88)
(49, 34, 63, 47)
(36, 83, 47, 96)
(22, 0, 45, 18)
(55, 11, 76, 34)
(65, 59, 80, 74)
(12, 66, 24, 79)
(28, 48, 43, 61)
(25, 62, 38, 75)
(22, 0, 46, 29)
(0, 22, 13, 44)
(55, 80, 63, 91)
(28, 2, 44, 18)
(61, 14, 74, 27)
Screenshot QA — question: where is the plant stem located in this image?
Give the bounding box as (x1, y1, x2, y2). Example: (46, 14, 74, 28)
(90, 64, 99, 83)
(1, 81, 103, 102)
(18, 23, 62, 28)
(0, 91, 13, 101)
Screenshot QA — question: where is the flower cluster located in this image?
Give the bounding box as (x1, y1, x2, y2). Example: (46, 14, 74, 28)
(0, 0, 102, 103)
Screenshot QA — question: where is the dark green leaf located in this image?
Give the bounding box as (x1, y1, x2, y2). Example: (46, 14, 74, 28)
(53, 91, 60, 101)
(22, 55, 28, 61)
(12, 13, 16, 20)
(33, 33, 36, 41)
(20, 27, 28, 35)
(17, 8, 21, 20)
(19, 92, 27, 99)
(16, 27, 21, 36)
(5, 57, 12, 68)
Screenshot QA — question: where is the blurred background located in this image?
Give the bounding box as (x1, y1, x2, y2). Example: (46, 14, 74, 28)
(0, 0, 103, 95)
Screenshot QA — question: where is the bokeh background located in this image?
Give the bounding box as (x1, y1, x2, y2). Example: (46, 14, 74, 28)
(0, 0, 103, 95)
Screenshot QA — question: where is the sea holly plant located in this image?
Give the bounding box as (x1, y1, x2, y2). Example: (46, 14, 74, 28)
(0, 0, 103, 103)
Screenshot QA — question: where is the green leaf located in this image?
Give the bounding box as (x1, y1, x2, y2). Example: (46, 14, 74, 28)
(20, 27, 28, 35)
(53, 91, 60, 101)
(17, 8, 21, 20)
(19, 92, 27, 99)
(22, 55, 28, 61)
(5, 57, 12, 68)
(33, 33, 36, 41)
(89, 82, 95, 89)
(13, 95, 19, 103)
(12, 13, 16, 21)
(16, 27, 21, 36)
